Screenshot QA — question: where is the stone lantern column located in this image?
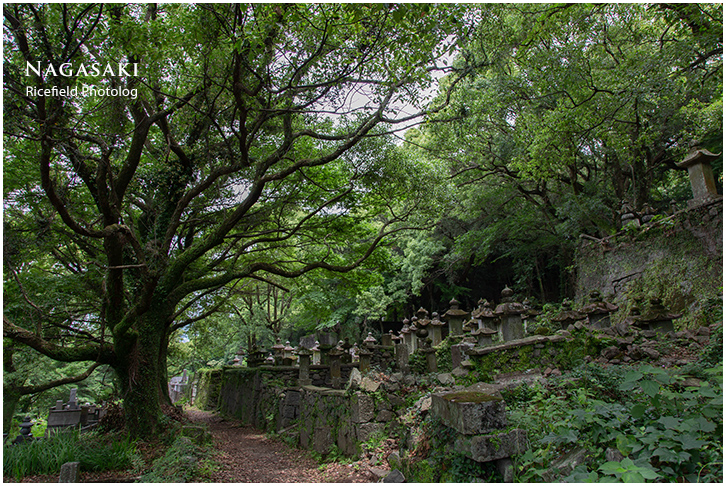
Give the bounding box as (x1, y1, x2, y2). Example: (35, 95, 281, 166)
(328, 345, 344, 389)
(298, 348, 312, 386)
(429, 312, 445, 346)
(444, 298, 469, 337)
(282, 341, 294, 366)
(401, 321, 413, 354)
(676, 147, 721, 208)
(311, 340, 321, 365)
(358, 347, 373, 374)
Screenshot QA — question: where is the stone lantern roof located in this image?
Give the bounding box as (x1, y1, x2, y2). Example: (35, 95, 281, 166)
(472, 299, 496, 319)
(444, 298, 469, 317)
(430, 312, 445, 326)
(579, 290, 618, 315)
(551, 300, 586, 325)
(638, 298, 682, 323)
(364, 332, 377, 347)
(471, 326, 497, 337)
(495, 287, 525, 315)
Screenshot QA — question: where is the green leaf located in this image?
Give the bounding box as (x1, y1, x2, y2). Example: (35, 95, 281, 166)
(630, 403, 647, 419)
(621, 471, 645, 482)
(677, 434, 706, 450)
(598, 461, 625, 475)
(615, 434, 634, 456)
(640, 380, 660, 397)
(657, 416, 681, 430)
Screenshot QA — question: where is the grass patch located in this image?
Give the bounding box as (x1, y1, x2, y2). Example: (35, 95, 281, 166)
(3, 429, 138, 480)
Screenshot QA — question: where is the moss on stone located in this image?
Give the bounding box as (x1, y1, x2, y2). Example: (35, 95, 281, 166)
(443, 391, 502, 403)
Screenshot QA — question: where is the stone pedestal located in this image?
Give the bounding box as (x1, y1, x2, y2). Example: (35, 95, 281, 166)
(424, 348, 437, 373)
(329, 348, 343, 389)
(431, 383, 507, 434)
(394, 342, 410, 372)
(358, 349, 373, 374)
(444, 298, 469, 337)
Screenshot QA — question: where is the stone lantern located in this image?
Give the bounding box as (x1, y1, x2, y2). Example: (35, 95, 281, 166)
(381, 332, 394, 347)
(282, 341, 295, 366)
(551, 300, 586, 330)
(232, 356, 241, 366)
(364, 332, 377, 349)
(409, 317, 419, 353)
(328, 344, 344, 389)
(443, 298, 469, 337)
(415, 308, 430, 347)
(636, 298, 682, 334)
(265, 353, 275, 366)
(14, 417, 34, 444)
(471, 299, 500, 336)
(675, 147, 721, 208)
(401, 321, 414, 354)
(272, 338, 285, 366)
(494, 287, 525, 342)
(248, 344, 266, 367)
(429, 312, 446, 346)
(579, 290, 619, 329)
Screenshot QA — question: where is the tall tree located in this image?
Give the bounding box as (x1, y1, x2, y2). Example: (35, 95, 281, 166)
(3, 3, 472, 436)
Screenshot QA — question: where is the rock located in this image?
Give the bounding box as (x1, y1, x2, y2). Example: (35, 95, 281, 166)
(606, 447, 624, 462)
(59, 462, 80, 483)
(180, 425, 212, 445)
(402, 374, 416, 386)
(676, 330, 688, 339)
(697, 326, 711, 336)
(557, 330, 571, 338)
(376, 410, 395, 422)
(642, 347, 660, 360)
(496, 457, 514, 483)
(437, 373, 455, 385)
(452, 367, 469, 378)
(356, 422, 385, 443)
(361, 377, 381, 393)
(567, 324, 575, 332)
(695, 335, 709, 345)
(388, 394, 406, 408)
(368, 467, 388, 480)
(347, 368, 362, 390)
(614, 321, 629, 336)
(681, 377, 703, 388)
(551, 368, 562, 377)
(352, 393, 376, 423)
(385, 382, 400, 392)
(383, 469, 406, 483)
(629, 345, 643, 360)
(544, 367, 553, 376)
(601, 346, 620, 360)
(456, 429, 527, 462)
(390, 372, 403, 382)
(387, 451, 402, 469)
(544, 447, 589, 481)
(640, 330, 657, 338)
(419, 396, 432, 413)
(431, 383, 506, 435)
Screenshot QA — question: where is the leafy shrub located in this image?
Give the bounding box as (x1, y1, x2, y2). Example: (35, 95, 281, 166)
(140, 435, 208, 482)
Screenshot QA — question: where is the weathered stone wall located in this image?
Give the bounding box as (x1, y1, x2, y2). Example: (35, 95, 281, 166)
(195, 368, 223, 411)
(467, 329, 607, 382)
(575, 199, 722, 328)
(208, 366, 401, 457)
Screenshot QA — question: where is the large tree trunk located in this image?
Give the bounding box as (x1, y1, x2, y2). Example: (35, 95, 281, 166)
(3, 389, 21, 433)
(114, 306, 171, 437)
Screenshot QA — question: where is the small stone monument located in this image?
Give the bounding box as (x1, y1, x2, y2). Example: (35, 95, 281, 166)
(328, 345, 344, 389)
(298, 348, 313, 386)
(635, 298, 682, 334)
(59, 461, 80, 483)
(620, 200, 639, 229)
(675, 147, 721, 208)
(311, 340, 321, 365)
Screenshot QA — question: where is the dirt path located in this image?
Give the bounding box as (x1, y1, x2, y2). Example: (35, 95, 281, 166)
(187, 410, 371, 483)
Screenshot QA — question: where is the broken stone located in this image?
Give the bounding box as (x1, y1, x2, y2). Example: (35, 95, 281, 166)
(496, 457, 515, 483)
(360, 376, 381, 393)
(606, 448, 625, 462)
(601, 346, 620, 360)
(431, 383, 506, 435)
(376, 410, 395, 423)
(544, 446, 589, 481)
(347, 367, 362, 390)
(455, 428, 527, 463)
(387, 451, 402, 469)
(437, 373, 455, 386)
(452, 367, 469, 378)
(352, 393, 375, 423)
(383, 469, 406, 483)
(642, 347, 660, 360)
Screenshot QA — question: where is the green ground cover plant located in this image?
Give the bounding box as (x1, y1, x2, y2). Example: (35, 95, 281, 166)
(508, 362, 723, 482)
(3, 429, 138, 480)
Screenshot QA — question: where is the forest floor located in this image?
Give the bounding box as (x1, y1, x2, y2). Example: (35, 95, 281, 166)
(186, 409, 371, 483)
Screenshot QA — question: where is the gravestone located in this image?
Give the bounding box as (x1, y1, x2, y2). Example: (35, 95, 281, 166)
(59, 462, 80, 483)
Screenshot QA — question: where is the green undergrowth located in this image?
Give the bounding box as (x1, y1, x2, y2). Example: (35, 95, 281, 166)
(507, 357, 723, 482)
(140, 433, 217, 482)
(3, 429, 139, 480)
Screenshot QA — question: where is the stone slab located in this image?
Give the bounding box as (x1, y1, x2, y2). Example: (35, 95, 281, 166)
(352, 392, 375, 423)
(431, 383, 506, 435)
(455, 428, 527, 463)
(356, 422, 385, 443)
